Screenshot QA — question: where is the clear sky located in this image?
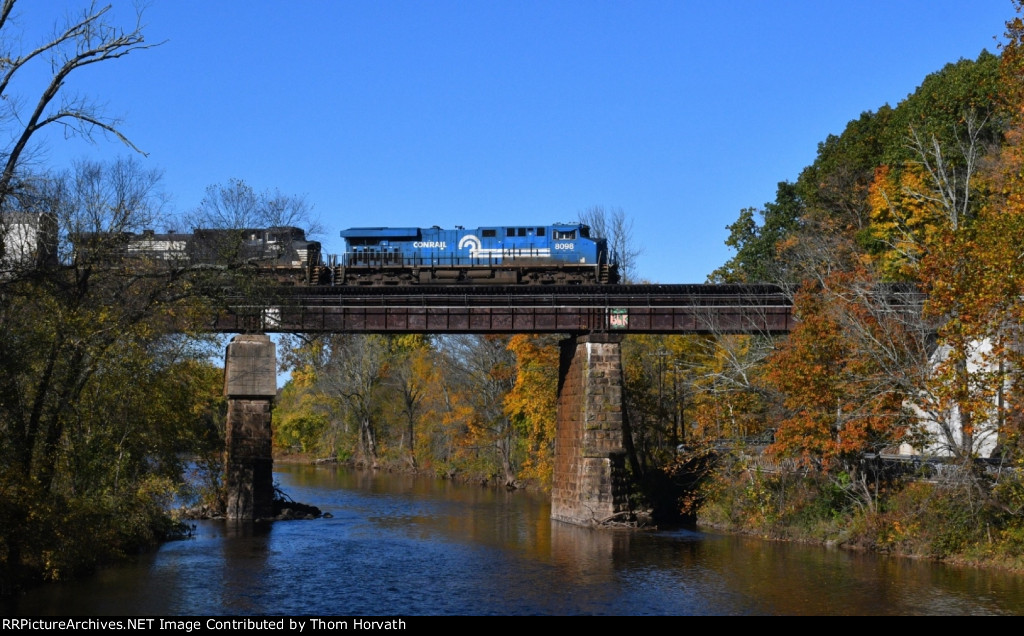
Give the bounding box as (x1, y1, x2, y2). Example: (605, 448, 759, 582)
(11, 0, 1017, 284)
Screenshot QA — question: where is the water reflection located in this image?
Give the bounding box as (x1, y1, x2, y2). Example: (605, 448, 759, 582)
(5, 464, 1024, 615)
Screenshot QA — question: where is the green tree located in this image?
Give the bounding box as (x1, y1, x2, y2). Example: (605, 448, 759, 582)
(711, 182, 804, 283)
(0, 159, 223, 589)
(797, 107, 896, 235)
(273, 366, 330, 456)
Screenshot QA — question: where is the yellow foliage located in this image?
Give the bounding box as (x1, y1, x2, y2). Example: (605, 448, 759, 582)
(867, 164, 948, 281)
(505, 334, 559, 486)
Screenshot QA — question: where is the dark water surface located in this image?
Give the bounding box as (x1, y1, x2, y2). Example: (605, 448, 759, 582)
(6, 463, 1024, 615)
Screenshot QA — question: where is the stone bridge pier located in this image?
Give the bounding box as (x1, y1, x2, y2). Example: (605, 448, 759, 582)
(551, 333, 632, 525)
(223, 334, 277, 520)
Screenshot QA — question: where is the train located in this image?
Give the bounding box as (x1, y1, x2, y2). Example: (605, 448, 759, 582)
(330, 222, 618, 285)
(83, 222, 619, 286)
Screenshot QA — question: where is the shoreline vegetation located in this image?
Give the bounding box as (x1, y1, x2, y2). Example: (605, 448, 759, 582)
(678, 444, 1024, 574)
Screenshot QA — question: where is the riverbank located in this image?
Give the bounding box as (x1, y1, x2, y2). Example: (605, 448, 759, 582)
(693, 466, 1024, 575)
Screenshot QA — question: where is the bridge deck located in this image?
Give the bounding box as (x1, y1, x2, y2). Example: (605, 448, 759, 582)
(211, 284, 798, 334)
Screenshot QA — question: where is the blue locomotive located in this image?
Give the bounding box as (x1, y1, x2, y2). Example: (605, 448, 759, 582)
(334, 222, 618, 285)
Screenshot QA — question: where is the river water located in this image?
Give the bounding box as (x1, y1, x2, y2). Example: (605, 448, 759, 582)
(6, 463, 1024, 616)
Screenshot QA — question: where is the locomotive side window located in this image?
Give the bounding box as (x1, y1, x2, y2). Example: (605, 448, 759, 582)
(537, 228, 545, 237)
(517, 228, 527, 237)
(482, 229, 496, 238)
(506, 228, 515, 237)
(554, 230, 577, 240)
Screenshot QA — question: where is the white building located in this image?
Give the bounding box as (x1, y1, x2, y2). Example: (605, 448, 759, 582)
(1, 212, 57, 273)
(900, 338, 1004, 459)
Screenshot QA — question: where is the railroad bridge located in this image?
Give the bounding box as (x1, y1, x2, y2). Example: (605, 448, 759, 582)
(216, 284, 797, 525)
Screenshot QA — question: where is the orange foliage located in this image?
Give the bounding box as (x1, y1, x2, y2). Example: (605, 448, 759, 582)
(765, 271, 907, 468)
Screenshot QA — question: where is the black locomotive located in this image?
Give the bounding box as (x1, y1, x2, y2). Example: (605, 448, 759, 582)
(75, 226, 322, 285)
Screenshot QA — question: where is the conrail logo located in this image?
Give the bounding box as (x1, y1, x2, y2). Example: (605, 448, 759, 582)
(457, 235, 481, 252)
(457, 233, 551, 258)
(413, 241, 447, 249)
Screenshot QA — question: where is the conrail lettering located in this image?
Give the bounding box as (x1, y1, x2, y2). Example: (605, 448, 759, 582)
(413, 241, 447, 249)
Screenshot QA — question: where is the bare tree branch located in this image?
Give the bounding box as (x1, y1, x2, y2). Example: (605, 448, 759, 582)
(0, 1, 165, 202)
(906, 111, 986, 231)
(578, 205, 642, 283)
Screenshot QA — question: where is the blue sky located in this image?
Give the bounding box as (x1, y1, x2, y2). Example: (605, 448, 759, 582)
(13, 0, 1017, 283)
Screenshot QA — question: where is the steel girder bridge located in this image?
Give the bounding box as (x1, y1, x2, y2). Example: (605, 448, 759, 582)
(210, 283, 800, 335)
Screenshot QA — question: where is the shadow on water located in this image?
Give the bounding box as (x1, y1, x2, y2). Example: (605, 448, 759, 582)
(6, 463, 1024, 615)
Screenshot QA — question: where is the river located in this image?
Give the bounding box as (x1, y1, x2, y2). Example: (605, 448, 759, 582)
(5, 463, 1024, 616)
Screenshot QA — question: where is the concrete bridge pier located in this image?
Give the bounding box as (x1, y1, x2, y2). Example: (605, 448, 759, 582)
(551, 333, 632, 525)
(223, 334, 277, 520)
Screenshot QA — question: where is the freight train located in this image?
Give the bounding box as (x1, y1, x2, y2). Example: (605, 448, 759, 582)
(83, 222, 619, 286)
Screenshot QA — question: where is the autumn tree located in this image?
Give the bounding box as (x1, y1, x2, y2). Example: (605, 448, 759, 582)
(312, 334, 397, 468)
(892, 10, 1024, 461)
(714, 51, 1002, 289)
(764, 273, 913, 469)
(688, 334, 774, 443)
(437, 335, 519, 486)
(861, 54, 1021, 462)
(622, 335, 683, 474)
(275, 334, 348, 457)
(618, 327, 776, 475)
(694, 6, 1024, 554)
(382, 334, 435, 469)
(273, 362, 330, 456)
(504, 334, 560, 487)
(275, 333, 444, 469)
